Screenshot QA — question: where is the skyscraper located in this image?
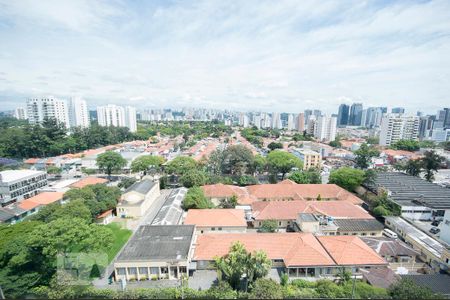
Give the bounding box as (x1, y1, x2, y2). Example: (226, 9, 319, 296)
(69, 97, 90, 128)
(349, 103, 363, 126)
(297, 113, 305, 132)
(14, 107, 27, 120)
(271, 112, 281, 129)
(304, 110, 312, 123)
(380, 114, 420, 146)
(337, 104, 349, 126)
(97, 104, 126, 128)
(125, 106, 137, 132)
(391, 107, 405, 114)
(27, 97, 70, 127)
(314, 115, 337, 142)
(437, 108, 450, 129)
(287, 114, 295, 130)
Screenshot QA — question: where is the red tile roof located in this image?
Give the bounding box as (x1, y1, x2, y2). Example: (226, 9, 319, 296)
(96, 209, 114, 219)
(252, 200, 372, 221)
(317, 236, 386, 266)
(71, 177, 108, 188)
(184, 209, 247, 227)
(18, 192, 64, 210)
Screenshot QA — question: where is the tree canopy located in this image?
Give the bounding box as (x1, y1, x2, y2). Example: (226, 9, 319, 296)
(130, 155, 165, 173)
(267, 150, 303, 180)
(391, 139, 420, 151)
(421, 150, 445, 182)
(180, 170, 209, 188)
(354, 143, 380, 169)
(329, 167, 366, 192)
(288, 169, 321, 184)
(165, 156, 198, 175)
(182, 186, 213, 210)
(96, 151, 127, 177)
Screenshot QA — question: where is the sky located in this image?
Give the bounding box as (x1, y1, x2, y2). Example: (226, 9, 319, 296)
(0, 0, 449, 114)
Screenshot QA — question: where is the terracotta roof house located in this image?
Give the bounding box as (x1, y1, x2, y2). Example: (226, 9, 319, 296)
(184, 209, 247, 233)
(192, 232, 387, 279)
(70, 177, 108, 189)
(201, 181, 363, 206)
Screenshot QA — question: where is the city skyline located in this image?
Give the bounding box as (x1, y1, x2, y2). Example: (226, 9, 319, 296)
(1, 0, 450, 113)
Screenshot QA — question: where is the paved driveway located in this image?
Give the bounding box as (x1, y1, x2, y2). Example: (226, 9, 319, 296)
(188, 270, 218, 291)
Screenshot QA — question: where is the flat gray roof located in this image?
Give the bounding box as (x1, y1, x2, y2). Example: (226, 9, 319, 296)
(125, 179, 156, 195)
(299, 213, 317, 222)
(334, 219, 384, 232)
(152, 188, 186, 225)
(116, 225, 195, 262)
(373, 172, 450, 209)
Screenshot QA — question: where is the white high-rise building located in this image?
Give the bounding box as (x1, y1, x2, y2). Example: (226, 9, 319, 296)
(27, 97, 70, 127)
(271, 112, 282, 129)
(125, 106, 137, 132)
(314, 116, 337, 142)
(14, 107, 28, 120)
(69, 97, 90, 128)
(287, 114, 295, 131)
(97, 105, 126, 128)
(380, 114, 420, 146)
(253, 115, 261, 129)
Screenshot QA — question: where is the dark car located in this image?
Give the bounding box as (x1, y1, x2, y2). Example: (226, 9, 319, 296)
(430, 227, 440, 234)
(431, 220, 441, 226)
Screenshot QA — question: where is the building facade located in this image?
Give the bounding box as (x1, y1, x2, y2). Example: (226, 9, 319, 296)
(314, 116, 337, 142)
(69, 97, 90, 128)
(0, 170, 47, 206)
(379, 114, 420, 146)
(27, 97, 70, 127)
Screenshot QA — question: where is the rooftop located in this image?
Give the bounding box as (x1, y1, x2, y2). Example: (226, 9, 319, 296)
(361, 268, 400, 289)
(125, 179, 157, 195)
(193, 233, 386, 267)
(333, 219, 384, 232)
(0, 170, 45, 183)
(251, 200, 372, 221)
(361, 237, 420, 258)
(18, 192, 64, 211)
(184, 209, 247, 227)
(401, 274, 450, 295)
(373, 172, 450, 209)
(152, 188, 186, 225)
(70, 177, 108, 189)
(116, 225, 195, 262)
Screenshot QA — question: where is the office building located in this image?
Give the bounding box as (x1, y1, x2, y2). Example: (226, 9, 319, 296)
(304, 110, 312, 123)
(125, 106, 137, 132)
(14, 107, 27, 120)
(419, 115, 435, 140)
(379, 114, 420, 146)
(297, 113, 305, 132)
(69, 97, 90, 128)
(314, 115, 337, 142)
(391, 107, 405, 114)
(337, 104, 349, 126)
(437, 108, 450, 129)
(0, 170, 47, 207)
(271, 112, 281, 129)
(349, 103, 363, 126)
(27, 97, 70, 127)
(287, 114, 295, 130)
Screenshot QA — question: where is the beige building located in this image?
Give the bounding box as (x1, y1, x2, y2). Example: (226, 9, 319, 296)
(183, 209, 247, 234)
(117, 179, 160, 218)
(294, 149, 321, 170)
(114, 225, 195, 281)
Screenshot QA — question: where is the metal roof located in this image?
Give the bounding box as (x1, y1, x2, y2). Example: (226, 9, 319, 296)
(125, 179, 157, 195)
(116, 225, 195, 262)
(334, 219, 384, 232)
(151, 188, 186, 226)
(401, 274, 450, 295)
(374, 172, 450, 209)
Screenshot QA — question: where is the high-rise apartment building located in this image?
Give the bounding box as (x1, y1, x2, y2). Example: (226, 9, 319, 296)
(349, 103, 363, 126)
(379, 114, 420, 146)
(314, 115, 337, 142)
(14, 107, 27, 120)
(304, 110, 312, 123)
(361, 107, 384, 128)
(125, 106, 137, 132)
(26, 97, 70, 127)
(287, 114, 295, 131)
(297, 113, 305, 132)
(97, 104, 126, 128)
(271, 112, 281, 129)
(337, 104, 349, 126)
(69, 97, 90, 128)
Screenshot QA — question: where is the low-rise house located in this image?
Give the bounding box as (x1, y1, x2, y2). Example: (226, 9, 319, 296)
(96, 209, 115, 225)
(114, 225, 195, 281)
(192, 233, 387, 278)
(362, 237, 421, 272)
(117, 179, 160, 218)
(361, 268, 400, 289)
(251, 200, 383, 236)
(184, 209, 247, 233)
(70, 177, 108, 189)
(0, 170, 47, 206)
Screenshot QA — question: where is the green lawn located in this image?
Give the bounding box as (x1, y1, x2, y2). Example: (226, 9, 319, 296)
(104, 222, 132, 263)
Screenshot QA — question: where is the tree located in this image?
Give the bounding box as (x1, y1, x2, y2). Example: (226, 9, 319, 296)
(421, 150, 445, 182)
(267, 150, 303, 180)
(165, 156, 198, 175)
(222, 145, 255, 176)
(354, 143, 379, 169)
(96, 151, 127, 177)
(219, 195, 238, 208)
(180, 170, 208, 188)
(236, 175, 258, 186)
(249, 278, 283, 299)
(329, 167, 366, 192)
(391, 139, 420, 151)
(395, 159, 423, 176)
(215, 242, 272, 291)
(288, 169, 321, 184)
(389, 278, 441, 299)
(130, 155, 165, 174)
(182, 187, 213, 210)
(253, 155, 267, 174)
(118, 177, 137, 189)
(329, 140, 342, 148)
(259, 220, 278, 233)
(46, 166, 62, 174)
(267, 142, 283, 151)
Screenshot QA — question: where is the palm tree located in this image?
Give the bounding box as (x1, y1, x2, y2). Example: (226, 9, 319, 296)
(421, 150, 445, 182)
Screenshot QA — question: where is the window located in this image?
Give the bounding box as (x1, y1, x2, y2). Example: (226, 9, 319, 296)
(150, 267, 159, 275)
(211, 227, 216, 231)
(218, 227, 222, 231)
(116, 268, 126, 275)
(139, 267, 148, 275)
(371, 232, 376, 236)
(279, 222, 282, 226)
(127, 267, 137, 275)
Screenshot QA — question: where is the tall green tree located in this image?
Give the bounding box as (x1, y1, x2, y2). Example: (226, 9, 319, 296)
(165, 156, 198, 175)
(180, 170, 208, 188)
(354, 143, 380, 169)
(394, 159, 423, 176)
(182, 187, 213, 210)
(329, 167, 366, 192)
(388, 278, 441, 299)
(96, 151, 127, 177)
(267, 150, 303, 180)
(222, 145, 255, 176)
(130, 155, 165, 174)
(421, 150, 445, 182)
(288, 169, 321, 184)
(249, 278, 283, 299)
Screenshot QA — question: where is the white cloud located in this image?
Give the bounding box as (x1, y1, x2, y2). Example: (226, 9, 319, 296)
(0, 0, 449, 114)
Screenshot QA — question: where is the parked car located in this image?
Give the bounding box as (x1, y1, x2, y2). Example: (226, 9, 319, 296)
(430, 227, 440, 234)
(431, 220, 441, 226)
